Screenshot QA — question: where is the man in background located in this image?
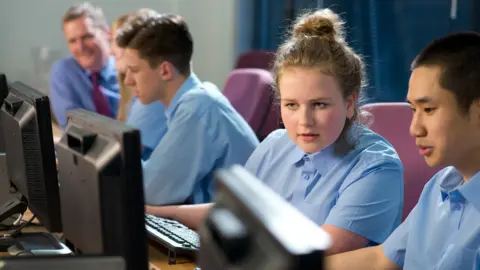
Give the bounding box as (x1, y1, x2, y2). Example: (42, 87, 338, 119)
(50, 2, 119, 128)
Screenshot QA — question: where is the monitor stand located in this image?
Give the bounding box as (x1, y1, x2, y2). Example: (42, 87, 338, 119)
(6, 232, 72, 256)
(0, 153, 71, 256)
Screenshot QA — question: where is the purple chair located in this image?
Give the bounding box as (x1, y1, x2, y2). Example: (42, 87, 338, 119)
(222, 68, 281, 140)
(235, 50, 276, 70)
(360, 102, 441, 221)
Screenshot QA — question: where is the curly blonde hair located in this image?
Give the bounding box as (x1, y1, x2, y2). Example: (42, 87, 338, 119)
(272, 9, 367, 155)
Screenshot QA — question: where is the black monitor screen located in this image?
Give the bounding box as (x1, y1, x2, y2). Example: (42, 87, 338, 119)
(0, 81, 61, 232)
(0, 73, 8, 153)
(0, 73, 8, 106)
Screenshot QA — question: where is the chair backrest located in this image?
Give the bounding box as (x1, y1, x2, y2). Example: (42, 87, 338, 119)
(360, 102, 441, 221)
(235, 50, 276, 70)
(222, 69, 280, 140)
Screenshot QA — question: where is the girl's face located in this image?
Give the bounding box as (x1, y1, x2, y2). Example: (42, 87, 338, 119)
(279, 67, 356, 153)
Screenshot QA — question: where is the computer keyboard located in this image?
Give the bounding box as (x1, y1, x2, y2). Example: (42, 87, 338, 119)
(145, 214, 200, 264)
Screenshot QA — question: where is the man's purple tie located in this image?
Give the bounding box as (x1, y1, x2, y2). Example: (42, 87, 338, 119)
(90, 72, 113, 117)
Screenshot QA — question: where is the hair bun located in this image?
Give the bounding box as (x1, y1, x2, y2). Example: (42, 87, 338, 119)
(293, 8, 345, 41)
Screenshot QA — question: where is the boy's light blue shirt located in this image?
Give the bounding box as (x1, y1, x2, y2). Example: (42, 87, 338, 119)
(50, 56, 120, 128)
(127, 99, 167, 159)
(127, 81, 220, 159)
(143, 73, 259, 205)
(245, 126, 404, 245)
(382, 167, 480, 269)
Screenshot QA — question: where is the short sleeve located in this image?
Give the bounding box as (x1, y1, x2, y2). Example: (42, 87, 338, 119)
(381, 204, 418, 267)
(324, 160, 404, 244)
(142, 103, 217, 205)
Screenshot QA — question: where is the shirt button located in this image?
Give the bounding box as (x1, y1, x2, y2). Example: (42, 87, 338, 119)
(303, 175, 310, 180)
(452, 203, 461, 211)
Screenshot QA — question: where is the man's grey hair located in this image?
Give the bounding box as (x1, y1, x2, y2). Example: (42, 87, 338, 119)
(62, 2, 109, 30)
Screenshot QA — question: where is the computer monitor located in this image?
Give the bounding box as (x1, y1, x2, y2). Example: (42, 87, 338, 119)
(0, 74, 7, 103)
(0, 255, 126, 270)
(0, 73, 8, 153)
(0, 74, 11, 206)
(0, 81, 61, 233)
(0, 74, 21, 229)
(56, 109, 148, 270)
(199, 165, 331, 270)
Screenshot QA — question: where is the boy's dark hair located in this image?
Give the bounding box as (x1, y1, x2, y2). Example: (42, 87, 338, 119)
(117, 11, 193, 75)
(412, 32, 480, 114)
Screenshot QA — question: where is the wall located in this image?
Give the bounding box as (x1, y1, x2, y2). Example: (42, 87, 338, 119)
(0, 0, 254, 94)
